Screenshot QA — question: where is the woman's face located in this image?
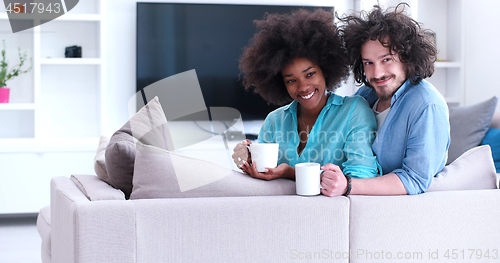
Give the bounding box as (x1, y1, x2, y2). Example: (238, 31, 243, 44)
(281, 57, 328, 112)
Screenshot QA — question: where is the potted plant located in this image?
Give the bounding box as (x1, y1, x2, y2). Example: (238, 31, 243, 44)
(0, 39, 32, 103)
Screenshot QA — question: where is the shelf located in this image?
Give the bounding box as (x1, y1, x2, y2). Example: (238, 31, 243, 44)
(435, 61, 461, 68)
(0, 13, 31, 20)
(40, 58, 101, 65)
(53, 14, 101, 21)
(0, 103, 35, 110)
(0, 13, 101, 21)
(0, 137, 100, 153)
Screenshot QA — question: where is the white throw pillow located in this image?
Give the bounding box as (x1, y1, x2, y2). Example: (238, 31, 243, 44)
(130, 144, 296, 199)
(427, 145, 497, 192)
(94, 135, 111, 185)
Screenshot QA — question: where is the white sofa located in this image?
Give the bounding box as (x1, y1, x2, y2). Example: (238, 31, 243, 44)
(37, 105, 500, 263)
(39, 175, 500, 263)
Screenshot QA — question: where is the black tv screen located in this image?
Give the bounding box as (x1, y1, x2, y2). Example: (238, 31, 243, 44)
(137, 3, 333, 120)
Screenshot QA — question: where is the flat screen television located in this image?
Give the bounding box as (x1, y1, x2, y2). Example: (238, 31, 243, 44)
(137, 2, 333, 121)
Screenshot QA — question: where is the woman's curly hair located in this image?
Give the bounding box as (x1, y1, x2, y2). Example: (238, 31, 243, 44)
(239, 8, 349, 106)
(338, 3, 437, 87)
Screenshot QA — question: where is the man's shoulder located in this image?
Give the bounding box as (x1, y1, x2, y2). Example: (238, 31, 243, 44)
(405, 80, 447, 108)
(353, 85, 378, 107)
(354, 85, 372, 96)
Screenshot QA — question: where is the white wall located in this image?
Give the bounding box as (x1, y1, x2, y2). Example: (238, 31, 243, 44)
(464, 0, 500, 111)
(104, 0, 353, 134)
(104, 0, 500, 131)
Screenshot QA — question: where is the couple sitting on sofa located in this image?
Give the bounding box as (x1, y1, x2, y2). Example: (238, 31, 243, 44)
(232, 5, 449, 197)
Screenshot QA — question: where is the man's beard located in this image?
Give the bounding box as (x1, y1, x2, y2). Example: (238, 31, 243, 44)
(370, 74, 397, 101)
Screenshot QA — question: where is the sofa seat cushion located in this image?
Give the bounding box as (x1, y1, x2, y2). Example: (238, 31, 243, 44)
(427, 145, 497, 192)
(36, 205, 51, 262)
(130, 144, 296, 199)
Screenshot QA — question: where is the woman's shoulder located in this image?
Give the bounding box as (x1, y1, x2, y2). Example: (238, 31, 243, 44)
(335, 94, 371, 112)
(265, 101, 295, 119)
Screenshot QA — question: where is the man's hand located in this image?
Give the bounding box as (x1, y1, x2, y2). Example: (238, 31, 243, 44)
(320, 163, 347, 197)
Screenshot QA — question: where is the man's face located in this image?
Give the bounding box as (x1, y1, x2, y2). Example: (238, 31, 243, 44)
(361, 39, 407, 102)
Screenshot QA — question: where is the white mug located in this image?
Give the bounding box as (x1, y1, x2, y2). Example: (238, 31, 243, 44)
(249, 143, 279, 172)
(295, 162, 322, 196)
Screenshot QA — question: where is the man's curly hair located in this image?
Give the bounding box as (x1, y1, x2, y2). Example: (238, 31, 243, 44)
(338, 3, 437, 87)
(239, 8, 349, 106)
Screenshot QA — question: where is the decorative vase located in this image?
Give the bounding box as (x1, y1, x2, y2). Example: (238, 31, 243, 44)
(0, 87, 10, 103)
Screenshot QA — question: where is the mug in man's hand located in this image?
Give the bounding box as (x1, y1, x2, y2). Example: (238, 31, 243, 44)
(295, 162, 322, 196)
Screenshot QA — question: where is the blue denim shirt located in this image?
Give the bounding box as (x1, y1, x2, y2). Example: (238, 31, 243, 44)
(258, 92, 381, 179)
(355, 79, 450, 194)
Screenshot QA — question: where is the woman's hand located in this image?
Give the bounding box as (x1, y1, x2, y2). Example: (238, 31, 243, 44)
(232, 139, 252, 172)
(320, 163, 347, 197)
(242, 162, 294, 180)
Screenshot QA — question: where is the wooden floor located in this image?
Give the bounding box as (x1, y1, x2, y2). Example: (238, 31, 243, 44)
(0, 215, 42, 263)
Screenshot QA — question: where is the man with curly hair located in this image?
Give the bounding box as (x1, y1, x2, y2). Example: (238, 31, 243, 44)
(232, 8, 381, 193)
(321, 4, 450, 196)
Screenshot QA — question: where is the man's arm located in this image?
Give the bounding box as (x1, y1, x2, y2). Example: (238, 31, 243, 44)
(350, 173, 407, 195)
(321, 101, 449, 196)
(389, 103, 450, 194)
(321, 164, 407, 196)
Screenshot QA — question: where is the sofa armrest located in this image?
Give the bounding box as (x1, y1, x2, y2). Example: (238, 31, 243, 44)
(50, 176, 135, 263)
(70, 174, 125, 201)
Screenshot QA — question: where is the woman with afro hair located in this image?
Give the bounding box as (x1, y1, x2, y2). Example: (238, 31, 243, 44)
(232, 8, 381, 196)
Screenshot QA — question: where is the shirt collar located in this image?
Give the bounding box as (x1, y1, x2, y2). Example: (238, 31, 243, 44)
(284, 91, 343, 113)
(391, 79, 412, 106)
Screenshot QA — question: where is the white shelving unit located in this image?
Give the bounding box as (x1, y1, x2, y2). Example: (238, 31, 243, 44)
(0, 0, 105, 214)
(416, 0, 464, 106)
(0, 0, 105, 148)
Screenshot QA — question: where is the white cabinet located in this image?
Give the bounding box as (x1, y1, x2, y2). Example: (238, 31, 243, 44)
(0, 0, 105, 214)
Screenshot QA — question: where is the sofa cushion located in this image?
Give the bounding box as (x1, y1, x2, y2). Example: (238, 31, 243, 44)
(348, 190, 500, 263)
(105, 131, 137, 198)
(130, 144, 296, 199)
(427, 145, 497, 192)
(481, 128, 500, 173)
(447, 97, 498, 164)
(105, 96, 173, 198)
(37, 205, 51, 254)
(133, 195, 349, 262)
(94, 135, 111, 185)
(71, 175, 126, 201)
